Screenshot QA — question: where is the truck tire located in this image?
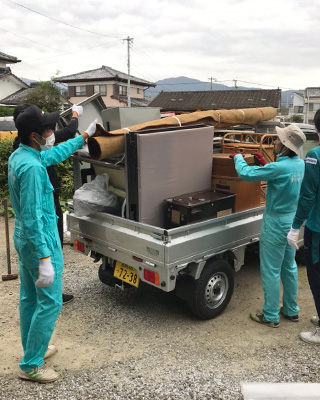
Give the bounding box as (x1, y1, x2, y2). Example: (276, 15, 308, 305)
(98, 263, 121, 287)
(188, 259, 234, 320)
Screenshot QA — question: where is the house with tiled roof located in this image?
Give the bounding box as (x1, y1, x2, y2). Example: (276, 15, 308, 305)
(0, 51, 29, 102)
(148, 89, 281, 113)
(1, 87, 34, 106)
(56, 65, 156, 107)
(0, 82, 71, 110)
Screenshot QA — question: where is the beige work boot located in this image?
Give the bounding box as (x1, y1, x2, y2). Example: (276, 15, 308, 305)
(300, 327, 320, 345)
(18, 365, 59, 383)
(44, 345, 58, 360)
(311, 315, 319, 326)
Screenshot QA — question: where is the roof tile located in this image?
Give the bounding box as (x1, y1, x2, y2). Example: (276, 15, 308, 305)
(148, 89, 281, 111)
(57, 65, 155, 87)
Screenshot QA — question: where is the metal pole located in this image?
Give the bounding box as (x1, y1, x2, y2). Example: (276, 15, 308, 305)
(127, 36, 133, 107)
(4, 199, 11, 274)
(2, 199, 18, 281)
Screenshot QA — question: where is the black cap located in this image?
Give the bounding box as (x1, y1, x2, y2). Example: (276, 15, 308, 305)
(15, 105, 60, 138)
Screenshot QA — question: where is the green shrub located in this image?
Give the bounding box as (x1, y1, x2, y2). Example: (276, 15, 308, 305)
(0, 138, 14, 204)
(0, 106, 14, 117)
(55, 158, 75, 202)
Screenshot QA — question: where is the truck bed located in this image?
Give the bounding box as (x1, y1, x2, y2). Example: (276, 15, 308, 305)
(68, 204, 264, 291)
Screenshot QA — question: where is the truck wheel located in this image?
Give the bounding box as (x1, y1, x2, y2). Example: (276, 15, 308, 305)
(189, 259, 234, 320)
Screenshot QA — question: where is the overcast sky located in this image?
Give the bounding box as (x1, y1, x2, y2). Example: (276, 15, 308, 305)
(2, 0, 320, 91)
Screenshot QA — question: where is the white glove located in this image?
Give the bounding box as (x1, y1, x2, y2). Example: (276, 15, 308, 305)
(84, 119, 98, 137)
(71, 104, 83, 116)
(287, 227, 300, 250)
(35, 257, 55, 287)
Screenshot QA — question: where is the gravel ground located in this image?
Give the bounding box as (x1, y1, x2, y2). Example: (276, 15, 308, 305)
(0, 217, 319, 400)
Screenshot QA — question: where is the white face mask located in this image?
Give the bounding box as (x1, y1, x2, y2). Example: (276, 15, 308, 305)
(36, 132, 55, 151)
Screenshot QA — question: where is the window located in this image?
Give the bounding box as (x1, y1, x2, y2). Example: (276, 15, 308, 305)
(137, 88, 141, 94)
(119, 85, 127, 96)
(75, 86, 86, 96)
(94, 85, 106, 96)
(309, 103, 314, 111)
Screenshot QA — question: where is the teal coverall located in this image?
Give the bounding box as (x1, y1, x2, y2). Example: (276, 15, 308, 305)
(292, 147, 320, 324)
(8, 135, 84, 371)
(234, 154, 305, 323)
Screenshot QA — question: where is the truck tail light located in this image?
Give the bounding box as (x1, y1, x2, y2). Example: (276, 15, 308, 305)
(74, 240, 85, 253)
(144, 269, 159, 285)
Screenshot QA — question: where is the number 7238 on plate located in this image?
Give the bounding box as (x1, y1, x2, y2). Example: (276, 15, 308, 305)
(114, 261, 139, 287)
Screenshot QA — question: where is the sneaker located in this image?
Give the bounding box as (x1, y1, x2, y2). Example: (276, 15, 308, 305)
(300, 327, 320, 344)
(18, 365, 59, 383)
(311, 316, 319, 326)
(250, 312, 280, 328)
(62, 293, 74, 304)
(280, 307, 299, 322)
(44, 345, 57, 360)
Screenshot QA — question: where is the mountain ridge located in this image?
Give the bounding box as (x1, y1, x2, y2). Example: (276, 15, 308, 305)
(145, 76, 302, 107)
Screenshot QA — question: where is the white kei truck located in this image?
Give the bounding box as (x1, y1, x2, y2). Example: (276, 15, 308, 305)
(67, 124, 268, 320)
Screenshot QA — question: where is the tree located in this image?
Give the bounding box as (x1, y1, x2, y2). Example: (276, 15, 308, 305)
(280, 107, 289, 115)
(24, 81, 62, 112)
(291, 115, 303, 123)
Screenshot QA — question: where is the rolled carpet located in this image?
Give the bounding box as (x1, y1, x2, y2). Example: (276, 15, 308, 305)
(87, 107, 277, 160)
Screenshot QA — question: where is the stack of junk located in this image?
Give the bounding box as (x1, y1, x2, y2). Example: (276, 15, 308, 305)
(79, 106, 277, 229)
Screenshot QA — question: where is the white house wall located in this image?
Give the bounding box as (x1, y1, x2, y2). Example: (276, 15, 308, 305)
(68, 81, 145, 107)
(0, 75, 26, 99)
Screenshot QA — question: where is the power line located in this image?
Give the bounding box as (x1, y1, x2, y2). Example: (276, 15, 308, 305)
(131, 43, 173, 80)
(8, 0, 121, 39)
(154, 79, 295, 91)
(236, 79, 295, 91)
(156, 82, 212, 86)
(1, 26, 119, 64)
(23, 39, 119, 64)
(0, 27, 62, 52)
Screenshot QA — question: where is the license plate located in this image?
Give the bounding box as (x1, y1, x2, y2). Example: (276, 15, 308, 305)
(114, 262, 139, 287)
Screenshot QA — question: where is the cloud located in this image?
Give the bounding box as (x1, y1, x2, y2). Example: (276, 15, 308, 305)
(2, 0, 320, 89)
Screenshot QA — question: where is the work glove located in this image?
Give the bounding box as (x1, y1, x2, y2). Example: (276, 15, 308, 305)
(252, 152, 267, 166)
(35, 257, 55, 287)
(287, 227, 300, 250)
(71, 104, 83, 117)
(84, 119, 98, 138)
(229, 153, 244, 160)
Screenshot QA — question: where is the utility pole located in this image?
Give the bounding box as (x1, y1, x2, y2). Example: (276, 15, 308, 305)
(233, 79, 238, 89)
(208, 77, 216, 91)
(123, 36, 133, 107)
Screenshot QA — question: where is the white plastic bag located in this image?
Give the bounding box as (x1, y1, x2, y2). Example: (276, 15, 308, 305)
(63, 211, 71, 242)
(73, 173, 119, 217)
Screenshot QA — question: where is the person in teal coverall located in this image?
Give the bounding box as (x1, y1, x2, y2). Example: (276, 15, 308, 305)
(231, 124, 306, 328)
(8, 105, 97, 383)
(287, 109, 320, 344)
